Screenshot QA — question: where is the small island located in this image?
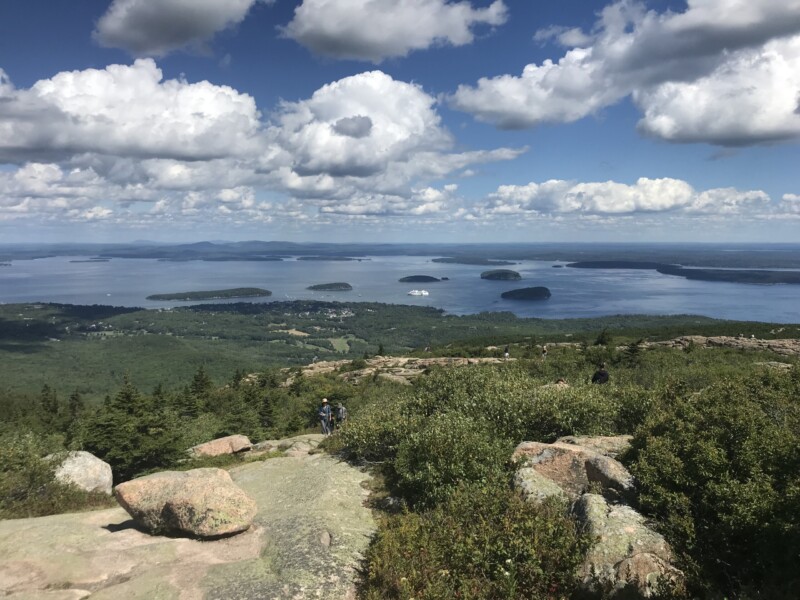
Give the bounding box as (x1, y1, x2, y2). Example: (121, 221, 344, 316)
(0, 262, 11, 267)
(399, 275, 441, 283)
(432, 257, 515, 266)
(552, 265, 564, 268)
(69, 258, 110, 263)
(481, 269, 521, 281)
(146, 288, 272, 301)
(501, 286, 552, 301)
(307, 282, 353, 291)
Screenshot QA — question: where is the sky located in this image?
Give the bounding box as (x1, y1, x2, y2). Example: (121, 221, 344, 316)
(1, 0, 799, 244)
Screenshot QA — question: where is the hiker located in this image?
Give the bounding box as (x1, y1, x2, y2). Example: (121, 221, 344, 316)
(504, 345, 510, 360)
(541, 345, 548, 361)
(318, 397, 332, 435)
(591, 363, 609, 384)
(335, 402, 348, 429)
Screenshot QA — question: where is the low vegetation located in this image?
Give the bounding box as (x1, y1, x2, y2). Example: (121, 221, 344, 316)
(1, 303, 799, 597)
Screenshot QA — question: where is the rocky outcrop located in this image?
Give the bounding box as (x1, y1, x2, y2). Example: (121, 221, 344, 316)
(189, 434, 252, 457)
(575, 494, 681, 598)
(1, 453, 375, 599)
(512, 441, 633, 501)
(285, 356, 512, 386)
(646, 335, 800, 357)
(114, 468, 257, 537)
(49, 450, 113, 495)
(252, 433, 323, 457)
(512, 437, 681, 598)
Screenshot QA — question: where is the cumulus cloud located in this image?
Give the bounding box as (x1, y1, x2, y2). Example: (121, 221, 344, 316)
(0, 59, 263, 163)
(283, 0, 507, 62)
(94, 0, 265, 56)
(451, 0, 800, 145)
(482, 177, 770, 216)
(273, 70, 453, 178)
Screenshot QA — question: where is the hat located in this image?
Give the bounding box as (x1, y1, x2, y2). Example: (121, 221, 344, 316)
(322, 397, 328, 403)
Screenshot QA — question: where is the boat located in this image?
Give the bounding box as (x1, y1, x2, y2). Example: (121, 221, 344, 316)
(407, 289, 429, 296)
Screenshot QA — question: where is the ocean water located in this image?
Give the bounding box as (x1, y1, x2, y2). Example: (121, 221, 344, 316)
(1, 255, 799, 323)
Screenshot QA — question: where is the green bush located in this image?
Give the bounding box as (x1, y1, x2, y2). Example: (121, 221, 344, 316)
(0, 431, 115, 519)
(393, 412, 512, 507)
(360, 483, 588, 599)
(627, 373, 800, 597)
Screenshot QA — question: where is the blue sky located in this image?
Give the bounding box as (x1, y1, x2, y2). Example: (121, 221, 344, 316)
(1, 0, 799, 243)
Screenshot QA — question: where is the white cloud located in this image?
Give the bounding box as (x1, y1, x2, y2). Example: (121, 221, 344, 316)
(283, 0, 507, 62)
(635, 36, 800, 145)
(94, 0, 265, 57)
(451, 0, 800, 144)
(483, 177, 770, 216)
(0, 59, 263, 163)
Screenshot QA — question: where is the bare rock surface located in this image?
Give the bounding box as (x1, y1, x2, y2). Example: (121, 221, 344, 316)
(115, 468, 257, 538)
(575, 494, 682, 598)
(251, 433, 323, 457)
(0, 454, 375, 599)
(285, 355, 511, 386)
(512, 441, 633, 501)
(556, 435, 633, 458)
(189, 434, 251, 457)
(49, 450, 113, 495)
(647, 335, 800, 356)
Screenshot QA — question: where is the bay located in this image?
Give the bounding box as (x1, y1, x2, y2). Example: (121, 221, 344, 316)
(1, 255, 799, 323)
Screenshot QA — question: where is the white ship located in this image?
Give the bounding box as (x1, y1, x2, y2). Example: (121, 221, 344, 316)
(407, 289, 429, 296)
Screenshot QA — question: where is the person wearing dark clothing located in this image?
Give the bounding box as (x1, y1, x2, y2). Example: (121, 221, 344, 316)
(591, 363, 609, 384)
(503, 345, 510, 360)
(318, 397, 332, 435)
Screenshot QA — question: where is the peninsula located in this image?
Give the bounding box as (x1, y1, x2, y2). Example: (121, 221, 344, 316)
(566, 261, 800, 284)
(146, 288, 272, 301)
(481, 269, 521, 281)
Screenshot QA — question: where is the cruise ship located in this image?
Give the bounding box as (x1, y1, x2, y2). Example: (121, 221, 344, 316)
(407, 289, 429, 296)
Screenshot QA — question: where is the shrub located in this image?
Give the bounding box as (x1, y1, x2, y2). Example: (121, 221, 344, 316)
(627, 374, 800, 596)
(393, 412, 512, 507)
(360, 483, 588, 599)
(0, 431, 115, 519)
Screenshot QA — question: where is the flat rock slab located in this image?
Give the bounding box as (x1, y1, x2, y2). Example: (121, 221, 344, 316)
(0, 454, 375, 600)
(189, 435, 252, 457)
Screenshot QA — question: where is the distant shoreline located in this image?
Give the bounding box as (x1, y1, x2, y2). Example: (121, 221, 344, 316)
(566, 261, 800, 285)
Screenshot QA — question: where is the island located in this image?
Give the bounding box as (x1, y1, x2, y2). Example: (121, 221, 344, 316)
(552, 265, 564, 268)
(399, 275, 441, 283)
(566, 261, 800, 285)
(432, 257, 515, 266)
(501, 287, 552, 301)
(480, 269, 521, 281)
(307, 282, 353, 291)
(146, 288, 272, 301)
(0, 262, 10, 267)
(69, 259, 110, 263)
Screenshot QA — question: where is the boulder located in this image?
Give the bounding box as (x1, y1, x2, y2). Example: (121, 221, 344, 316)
(114, 468, 257, 537)
(189, 434, 251, 457)
(49, 451, 113, 495)
(512, 441, 634, 501)
(514, 467, 568, 504)
(574, 494, 682, 598)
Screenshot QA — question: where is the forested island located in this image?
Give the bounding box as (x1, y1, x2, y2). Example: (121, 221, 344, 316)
(433, 256, 515, 266)
(501, 286, 552, 300)
(481, 269, 521, 280)
(146, 288, 272, 301)
(69, 259, 110, 263)
(567, 260, 800, 284)
(399, 275, 440, 283)
(307, 282, 353, 291)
